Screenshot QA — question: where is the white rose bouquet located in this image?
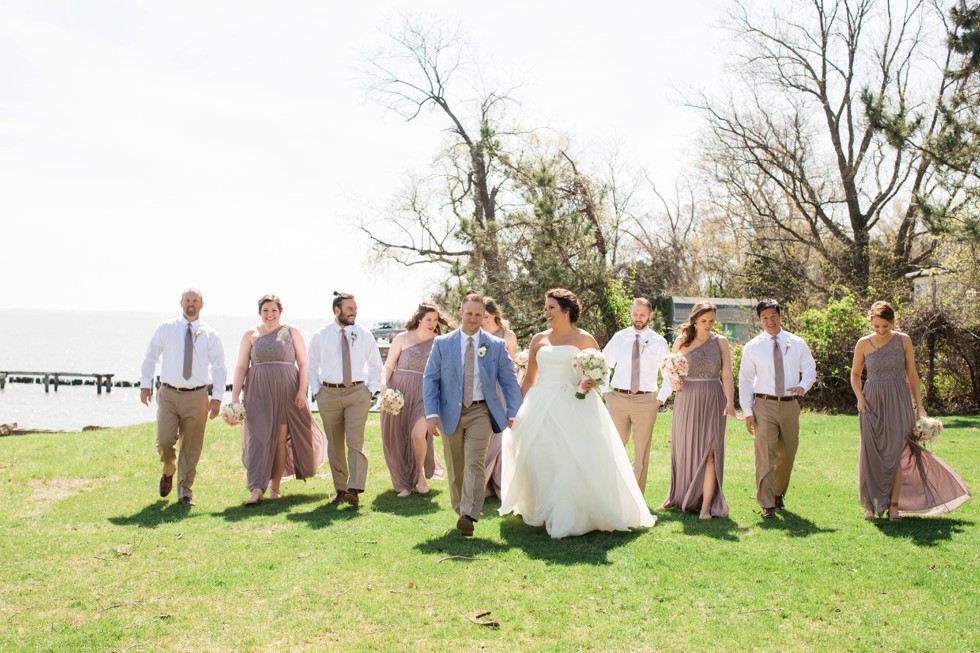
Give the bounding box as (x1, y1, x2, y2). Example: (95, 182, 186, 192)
(660, 353, 689, 390)
(914, 416, 943, 446)
(221, 402, 246, 426)
(380, 389, 406, 415)
(573, 348, 609, 399)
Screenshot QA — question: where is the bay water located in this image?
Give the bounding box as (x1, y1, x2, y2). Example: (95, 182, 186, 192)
(0, 309, 378, 432)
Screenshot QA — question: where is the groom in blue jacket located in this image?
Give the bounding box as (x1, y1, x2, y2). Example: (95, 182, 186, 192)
(424, 293, 523, 536)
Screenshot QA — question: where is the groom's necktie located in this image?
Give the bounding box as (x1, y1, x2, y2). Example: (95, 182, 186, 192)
(182, 324, 194, 380)
(463, 336, 475, 407)
(341, 329, 353, 387)
(630, 334, 641, 394)
(772, 335, 785, 397)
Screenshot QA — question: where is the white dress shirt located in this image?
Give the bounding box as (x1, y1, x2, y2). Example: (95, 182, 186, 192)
(307, 321, 383, 394)
(738, 328, 817, 417)
(140, 317, 227, 401)
(459, 328, 486, 402)
(601, 327, 672, 403)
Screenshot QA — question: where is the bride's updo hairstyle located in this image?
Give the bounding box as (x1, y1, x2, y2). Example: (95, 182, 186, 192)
(678, 301, 717, 345)
(546, 288, 580, 323)
(868, 300, 896, 324)
(403, 301, 452, 334)
(258, 294, 283, 313)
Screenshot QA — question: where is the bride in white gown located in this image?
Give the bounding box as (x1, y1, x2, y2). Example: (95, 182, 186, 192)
(499, 288, 656, 539)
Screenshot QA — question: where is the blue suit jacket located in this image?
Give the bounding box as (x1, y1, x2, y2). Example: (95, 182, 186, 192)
(422, 329, 523, 435)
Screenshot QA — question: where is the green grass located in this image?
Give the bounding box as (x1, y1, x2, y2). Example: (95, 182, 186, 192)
(0, 413, 976, 652)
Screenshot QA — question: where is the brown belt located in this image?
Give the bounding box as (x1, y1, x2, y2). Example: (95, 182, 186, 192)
(754, 393, 797, 402)
(614, 388, 650, 395)
(322, 381, 365, 388)
(465, 400, 487, 406)
(162, 383, 207, 393)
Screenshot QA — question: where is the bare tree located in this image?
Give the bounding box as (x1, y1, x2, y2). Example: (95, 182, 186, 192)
(690, 0, 961, 296)
(360, 16, 521, 291)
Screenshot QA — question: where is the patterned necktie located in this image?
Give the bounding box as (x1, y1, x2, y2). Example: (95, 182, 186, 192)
(630, 333, 641, 394)
(341, 329, 353, 387)
(463, 336, 475, 407)
(773, 335, 785, 397)
(182, 324, 194, 380)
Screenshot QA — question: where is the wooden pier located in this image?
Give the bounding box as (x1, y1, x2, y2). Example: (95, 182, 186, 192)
(0, 371, 115, 395)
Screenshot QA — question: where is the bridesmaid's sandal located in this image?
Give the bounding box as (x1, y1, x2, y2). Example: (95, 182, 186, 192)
(416, 480, 430, 495)
(864, 509, 875, 521)
(245, 489, 264, 505)
(269, 489, 282, 500)
(888, 503, 902, 521)
(699, 512, 712, 520)
(396, 489, 412, 498)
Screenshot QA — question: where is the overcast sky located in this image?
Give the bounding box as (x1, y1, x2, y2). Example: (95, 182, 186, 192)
(1, 0, 727, 321)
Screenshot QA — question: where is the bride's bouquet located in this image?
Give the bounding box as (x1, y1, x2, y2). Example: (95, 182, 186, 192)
(221, 402, 246, 426)
(659, 353, 689, 390)
(914, 416, 943, 446)
(380, 389, 406, 415)
(573, 348, 610, 399)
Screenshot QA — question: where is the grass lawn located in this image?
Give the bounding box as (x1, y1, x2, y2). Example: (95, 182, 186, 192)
(0, 412, 976, 652)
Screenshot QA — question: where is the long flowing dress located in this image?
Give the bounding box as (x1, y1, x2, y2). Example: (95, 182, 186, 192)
(499, 345, 656, 538)
(661, 334, 729, 516)
(380, 339, 438, 493)
(859, 335, 971, 516)
(242, 325, 328, 491)
(483, 326, 509, 498)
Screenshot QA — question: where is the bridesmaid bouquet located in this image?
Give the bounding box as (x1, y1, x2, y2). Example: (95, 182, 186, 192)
(573, 348, 610, 399)
(914, 416, 943, 445)
(514, 349, 530, 371)
(659, 353, 689, 389)
(380, 389, 406, 415)
(221, 402, 246, 426)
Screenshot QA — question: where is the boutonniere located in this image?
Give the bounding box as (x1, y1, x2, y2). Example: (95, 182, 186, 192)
(784, 341, 791, 353)
(350, 332, 358, 344)
(641, 339, 650, 352)
(478, 344, 488, 358)
(194, 330, 201, 342)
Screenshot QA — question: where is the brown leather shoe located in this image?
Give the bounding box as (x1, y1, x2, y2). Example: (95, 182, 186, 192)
(775, 495, 785, 511)
(159, 474, 173, 497)
(762, 507, 776, 519)
(457, 515, 475, 536)
(329, 491, 346, 505)
(344, 490, 360, 507)
(178, 496, 195, 506)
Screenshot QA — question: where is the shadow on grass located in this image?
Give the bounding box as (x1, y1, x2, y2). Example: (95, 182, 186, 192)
(108, 500, 201, 528)
(285, 501, 361, 530)
(873, 516, 974, 547)
(758, 509, 837, 537)
(370, 489, 443, 516)
(938, 416, 980, 430)
(414, 531, 510, 559)
(212, 493, 323, 522)
(495, 515, 645, 565)
(654, 510, 743, 542)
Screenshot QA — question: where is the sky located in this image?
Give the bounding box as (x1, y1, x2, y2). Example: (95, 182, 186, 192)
(1, 0, 727, 322)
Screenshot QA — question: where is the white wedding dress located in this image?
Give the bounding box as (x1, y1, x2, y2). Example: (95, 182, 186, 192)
(499, 345, 656, 538)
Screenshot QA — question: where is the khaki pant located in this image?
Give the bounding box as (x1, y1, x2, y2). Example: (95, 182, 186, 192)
(316, 384, 371, 492)
(752, 397, 800, 509)
(156, 386, 209, 500)
(442, 402, 493, 520)
(604, 390, 659, 494)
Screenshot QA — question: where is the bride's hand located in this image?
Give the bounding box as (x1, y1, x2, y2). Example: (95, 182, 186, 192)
(579, 378, 597, 391)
